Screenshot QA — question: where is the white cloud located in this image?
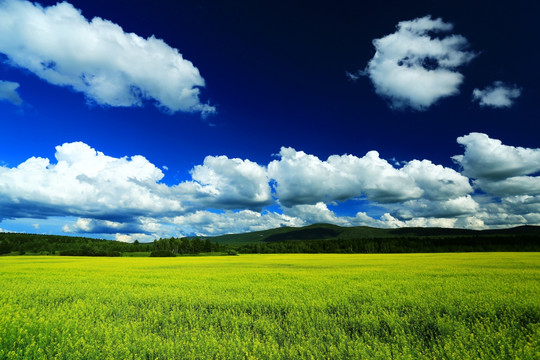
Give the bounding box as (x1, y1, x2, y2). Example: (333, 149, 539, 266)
(0, 142, 276, 225)
(268, 147, 470, 207)
(400, 159, 472, 200)
(392, 196, 479, 220)
(268, 147, 423, 206)
(115, 233, 156, 243)
(282, 202, 469, 229)
(268, 148, 364, 206)
(450, 133, 540, 228)
(452, 133, 540, 225)
(362, 15, 475, 110)
(62, 217, 155, 234)
(171, 205, 411, 237)
(0, 0, 214, 115)
(472, 81, 521, 108)
(453, 132, 540, 180)
(477, 211, 529, 228)
(499, 195, 540, 215)
(0, 142, 182, 221)
(283, 202, 346, 225)
(61, 215, 180, 242)
(401, 217, 458, 228)
(475, 176, 540, 197)
(283, 202, 396, 228)
(0, 80, 22, 105)
(2, 133, 540, 238)
(467, 195, 540, 228)
(454, 216, 485, 229)
(171, 210, 302, 237)
(176, 155, 272, 210)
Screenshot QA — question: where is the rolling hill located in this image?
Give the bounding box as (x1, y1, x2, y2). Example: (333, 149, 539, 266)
(209, 223, 540, 245)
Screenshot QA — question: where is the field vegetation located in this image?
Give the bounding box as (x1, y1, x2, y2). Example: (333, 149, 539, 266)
(0, 253, 538, 359)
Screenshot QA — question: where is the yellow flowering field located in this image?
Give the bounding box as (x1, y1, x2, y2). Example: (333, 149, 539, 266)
(0, 253, 538, 359)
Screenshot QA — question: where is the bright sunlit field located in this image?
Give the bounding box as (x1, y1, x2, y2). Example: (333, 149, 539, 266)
(0, 253, 538, 359)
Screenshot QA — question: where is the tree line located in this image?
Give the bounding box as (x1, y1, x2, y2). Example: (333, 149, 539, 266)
(236, 235, 540, 254)
(151, 237, 229, 256)
(1, 232, 538, 257)
(0, 233, 229, 257)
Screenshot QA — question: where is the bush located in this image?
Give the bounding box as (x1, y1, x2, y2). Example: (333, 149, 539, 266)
(226, 249, 238, 256)
(150, 250, 176, 257)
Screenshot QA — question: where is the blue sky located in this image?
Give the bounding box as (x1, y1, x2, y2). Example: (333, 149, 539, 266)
(0, 0, 539, 241)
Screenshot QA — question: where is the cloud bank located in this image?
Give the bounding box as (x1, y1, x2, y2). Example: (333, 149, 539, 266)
(0, 0, 214, 115)
(472, 81, 521, 108)
(1, 133, 539, 240)
(361, 15, 475, 110)
(267, 147, 471, 206)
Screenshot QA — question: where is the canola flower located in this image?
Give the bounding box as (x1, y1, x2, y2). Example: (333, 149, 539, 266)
(0, 253, 538, 359)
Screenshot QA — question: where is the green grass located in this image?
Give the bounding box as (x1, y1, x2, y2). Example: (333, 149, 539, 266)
(0, 253, 538, 359)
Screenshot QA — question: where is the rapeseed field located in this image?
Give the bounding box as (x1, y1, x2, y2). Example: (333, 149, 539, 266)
(0, 253, 538, 359)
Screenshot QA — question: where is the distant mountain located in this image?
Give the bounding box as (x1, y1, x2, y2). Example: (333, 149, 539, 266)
(209, 223, 540, 245)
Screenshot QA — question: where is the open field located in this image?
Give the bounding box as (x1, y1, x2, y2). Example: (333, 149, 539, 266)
(0, 253, 538, 359)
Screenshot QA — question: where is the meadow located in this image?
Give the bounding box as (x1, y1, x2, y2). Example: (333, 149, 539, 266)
(0, 253, 538, 359)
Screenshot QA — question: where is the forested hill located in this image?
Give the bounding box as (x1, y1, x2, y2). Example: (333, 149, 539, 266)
(1, 224, 539, 256)
(210, 223, 540, 245)
(210, 223, 540, 254)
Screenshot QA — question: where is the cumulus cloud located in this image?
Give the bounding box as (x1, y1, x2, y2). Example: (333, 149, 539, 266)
(0, 142, 183, 221)
(175, 155, 273, 210)
(453, 133, 540, 180)
(475, 177, 540, 197)
(2, 133, 540, 239)
(0, 80, 22, 105)
(62, 217, 159, 235)
(451, 133, 540, 228)
(171, 204, 409, 237)
(391, 196, 479, 220)
(0, 142, 275, 239)
(63, 216, 167, 242)
(0, 0, 214, 115)
(115, 233, 157, 243)
(171, 210, 302, 237)
(268, 147, 470, 207)
(283, 202, 347, 225)
(472, 81, 521, 108)
(361, 15, 475, 110)
(283, 202, 396, 228)
(400, 160, 472, 200)
(401, 217, 459, 228)
(268, 147, 423, 206)
(472, 194, 540, 228)
(282, 202, 470, 229)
